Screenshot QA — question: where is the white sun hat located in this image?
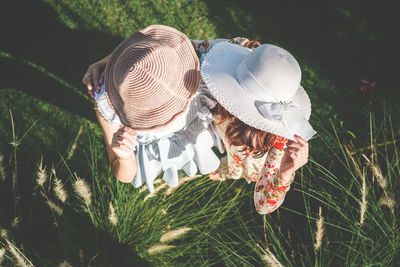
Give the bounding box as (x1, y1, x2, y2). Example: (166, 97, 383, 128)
(200, 41, 317, 141)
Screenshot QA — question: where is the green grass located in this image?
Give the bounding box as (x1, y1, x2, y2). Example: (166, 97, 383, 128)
(0, 0, 399, 266)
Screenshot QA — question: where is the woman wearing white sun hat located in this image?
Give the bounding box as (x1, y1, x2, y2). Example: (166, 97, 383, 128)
(198, 40, 316, 214)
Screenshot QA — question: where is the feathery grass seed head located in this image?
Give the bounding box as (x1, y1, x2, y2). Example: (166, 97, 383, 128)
(53, 178, 68, 203)
(108, 202, 118, 226)
(362, 154, 387, 190)
(379, 195, 395, 211)
(73, 174, 92, 206)
(1, 228, 8, 238)
(47, 200, 63, 216)
(36, 160, 47, 187)
(0, 247, 5, 258)
(58, 260, 73, 267)
(160, 227, 191, 243)
(11, 217, 20, 228)
(262, 249, 284, 267)
(5, 238, 33, 267)
(148, 244, 175, 255)
(314, 206, 325, 251)
(359, 168, 368, 226)
(0, 247, 5, 265)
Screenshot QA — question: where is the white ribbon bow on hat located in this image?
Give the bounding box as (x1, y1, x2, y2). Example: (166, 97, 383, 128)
(254, 100, 316, 141)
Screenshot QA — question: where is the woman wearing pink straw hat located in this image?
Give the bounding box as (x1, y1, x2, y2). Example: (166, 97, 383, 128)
(83, 25, 221, 194)
(84, 27, 316, 214)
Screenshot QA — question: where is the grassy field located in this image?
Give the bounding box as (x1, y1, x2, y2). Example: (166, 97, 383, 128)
(0, 0, 399, 266)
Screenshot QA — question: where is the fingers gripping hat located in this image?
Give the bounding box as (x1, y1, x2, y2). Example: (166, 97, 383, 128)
(200, 42, 317, 141)
(104, 25, 200, 131)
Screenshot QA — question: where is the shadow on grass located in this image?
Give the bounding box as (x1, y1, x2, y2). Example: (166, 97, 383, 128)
(203, 0, 400, 134)
(0, 0, 123, 121)
(204, 0, 399, 89)
(1, 183, 152, 266)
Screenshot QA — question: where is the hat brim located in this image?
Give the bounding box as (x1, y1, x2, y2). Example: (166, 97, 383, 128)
(200, 42, 312, 141)
(104, 25, 200, 131)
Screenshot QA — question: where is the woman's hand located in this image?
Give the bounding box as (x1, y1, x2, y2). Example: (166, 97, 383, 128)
(111, 126, 138, 160)
(82, 54, 111, 99)
(279, 135, 309, 184)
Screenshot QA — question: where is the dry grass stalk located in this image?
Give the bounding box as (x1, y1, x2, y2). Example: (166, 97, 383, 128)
(153, 178, 163, 185)
(0, 154, 6, 181)
(5, 238, 34, 267)
(314, 206, 325, 251)
(138, 185, 148, 194)
(349, 140, 399, 155)
(67, 123, 84, 160)
(166, 175, 201, 195)
(261, 249, 284, 267)
(148, 244, 175, 255)
(108, 202, 118, 226)
(343, 144, 363, 180)
(183, 175, 201, 183)
(160, 227, 191, 243)
(166, 182, 184, 195)
(47, 200, 63, 216)
(359, 168, 368, 226)
(73, 174, 92, 206)
(144, 183, 168, 201)
(11, 217, 20, 228)
(58, 260, 73, 267)
(36, 158, 47, 187)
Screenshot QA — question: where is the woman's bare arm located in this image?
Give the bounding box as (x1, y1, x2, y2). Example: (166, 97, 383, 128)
(94, 102, 137, 183)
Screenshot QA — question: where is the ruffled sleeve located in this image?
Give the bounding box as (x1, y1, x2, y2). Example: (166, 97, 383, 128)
(95, 84, 122, 126)
(191, 39, 229, 57)
(191, 37, 256, 58)
(254, 139, 295, 214)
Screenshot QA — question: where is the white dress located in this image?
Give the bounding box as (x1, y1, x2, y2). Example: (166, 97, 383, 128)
(95, 83, 222, 192)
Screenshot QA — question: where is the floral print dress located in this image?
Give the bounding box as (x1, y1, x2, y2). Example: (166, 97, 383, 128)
(191, 37, 295, 214)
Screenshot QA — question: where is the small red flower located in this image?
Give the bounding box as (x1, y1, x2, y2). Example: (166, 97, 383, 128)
(232, 153, 243, 166)
(360, 79, 376, 94)
(274, 142, 285, 150)
(276, 185, 287, 192)
(259, 199, 265, 206)
(267, 198, 278, 205)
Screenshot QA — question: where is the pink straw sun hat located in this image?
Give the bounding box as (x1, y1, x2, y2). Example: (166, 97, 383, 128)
(104, 25, 200, 131)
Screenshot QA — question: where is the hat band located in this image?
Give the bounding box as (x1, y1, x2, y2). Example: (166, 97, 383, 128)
(235, 59, 279, 103)
(255, 100, 317, 140)
(235, 58, 316, 140)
